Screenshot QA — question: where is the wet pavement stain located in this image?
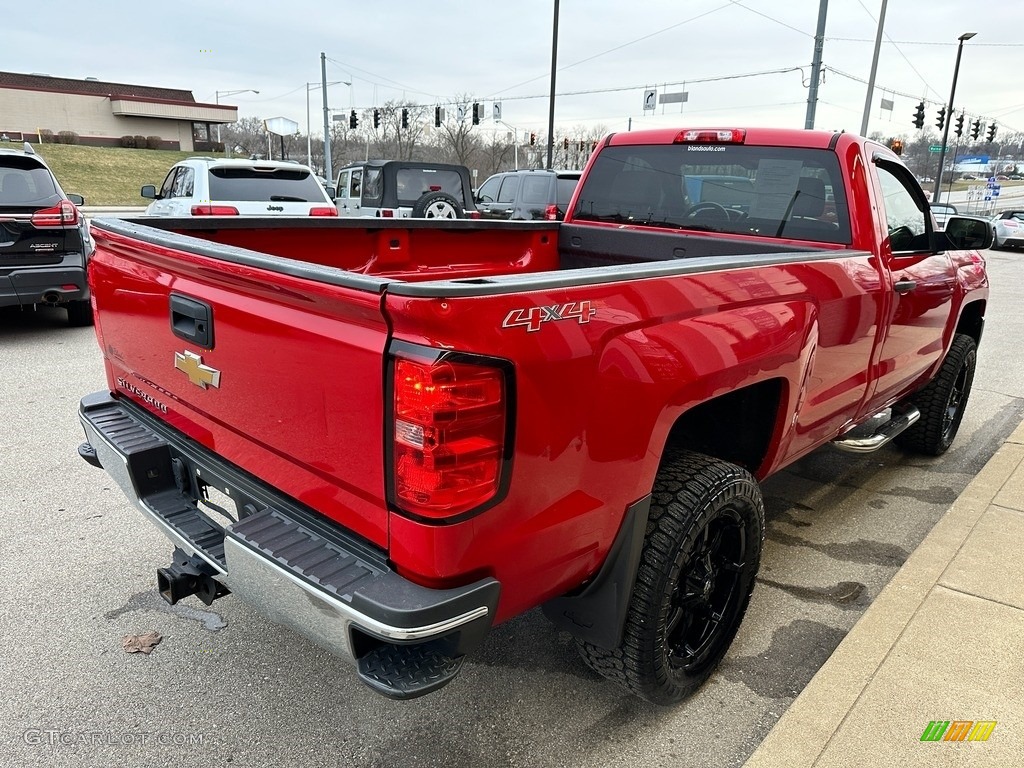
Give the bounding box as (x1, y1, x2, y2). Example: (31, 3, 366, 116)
(105, 589, 227, 631)
(767, 529, 909, 567)
(758, 578, 866, 609)
(868, 498, 888, 509)
(719, 619, 848, 699)
(884, 485, 958, 505)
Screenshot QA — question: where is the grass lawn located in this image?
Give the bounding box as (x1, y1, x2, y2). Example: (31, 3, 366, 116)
(9, 141, 218, 206)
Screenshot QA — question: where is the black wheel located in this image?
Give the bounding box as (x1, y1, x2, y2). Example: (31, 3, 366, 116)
(578, 450, 764, 705)
(412, 191, 462, 219)
(894, 333, 976, 455)
(66, 299, 93, 327)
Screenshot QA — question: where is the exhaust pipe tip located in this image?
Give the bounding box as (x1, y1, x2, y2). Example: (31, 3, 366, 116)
(42, 291, 61, 304)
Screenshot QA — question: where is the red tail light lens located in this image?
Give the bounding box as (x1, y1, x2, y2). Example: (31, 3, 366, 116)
(380, 209, 395, 217)
(673, 129, 746, 144)
(190, 205, 239, 215)
(309, 206, 338, 216)
(391, 351, 512, 520)
(544, 204, 560, 221)
(466, 210, 481, 220)
(31, 200, 79, 227)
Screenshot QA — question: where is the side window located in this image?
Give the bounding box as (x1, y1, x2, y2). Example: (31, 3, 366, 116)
(172, 167, 194, 198)
(350, 170, 362, 199)
(875, 162, 928, 252)
(336, 171, 349, 199)
(497, 176, 520, 204)
(159, 169, 178, 199)
(476, 177, 501, 203)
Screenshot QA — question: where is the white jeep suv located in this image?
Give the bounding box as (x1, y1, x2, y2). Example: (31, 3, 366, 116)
(141, 158, 337, 217)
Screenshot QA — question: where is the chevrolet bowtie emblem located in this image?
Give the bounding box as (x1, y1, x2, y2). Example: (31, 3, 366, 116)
(174, 351, 221, 389)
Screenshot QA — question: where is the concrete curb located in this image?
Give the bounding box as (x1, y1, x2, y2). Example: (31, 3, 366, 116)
(743, 418, 1024, 767)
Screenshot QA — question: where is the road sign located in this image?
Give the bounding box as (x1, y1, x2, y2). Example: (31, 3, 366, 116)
(643, 90, 656, 111)
(928, 144, 949, 153)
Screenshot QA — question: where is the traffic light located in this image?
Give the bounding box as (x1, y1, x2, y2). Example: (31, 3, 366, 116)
(401, 108, 409, 129)
(563, 137, 569, 150)
(373, 109, 380, 129)
(529, 132, 536, 146)
(954, 113, 964, 137)
(349, 110, 357, 130)
(986, 122, 997, 143)
(434, 106, 442, 127)
(971, 119, 981, 140)
(888, 138, 904, 156)
(935, 106, 946, 130)
(472, 102, 480, 125)
(913, 101, 925, 129)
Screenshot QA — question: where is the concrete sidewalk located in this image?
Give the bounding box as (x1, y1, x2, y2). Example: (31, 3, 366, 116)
(745, 419, 1024, 767)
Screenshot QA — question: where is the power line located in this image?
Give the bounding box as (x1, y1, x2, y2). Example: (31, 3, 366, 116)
(854, 0, 942, 101)
(732, 0, 813, 38)
(489, 0, 743, 98)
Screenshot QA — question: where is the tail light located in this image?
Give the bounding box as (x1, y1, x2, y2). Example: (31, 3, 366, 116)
(673, 129, 746, 144)
(31, 200, 79, 227)
(390, 346, 513, 521)
(308, 206, 338, 216)
(544, 204, 560, 221)
(466, 210, 481, 220)
(380, 209, 395, 217)
(190, 205, 239, 215)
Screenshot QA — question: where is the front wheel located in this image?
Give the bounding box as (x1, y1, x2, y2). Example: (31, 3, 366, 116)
(578, 450, 764, 705)
(895, 333, 977, 455)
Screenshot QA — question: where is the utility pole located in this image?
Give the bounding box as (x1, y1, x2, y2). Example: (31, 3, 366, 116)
(546, 0, 559, 170)
(859, 0, 888, 136)
(321, 52, 332, 185)
(804, 0, 828, 129)
(932, 33, 976, 203)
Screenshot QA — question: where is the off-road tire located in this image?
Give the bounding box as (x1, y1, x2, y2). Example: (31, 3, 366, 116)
(66, 299, 93, 327)
(894, 333, 976, 456)
(411, 191, 462, 219)
(578, 450, 764, 705)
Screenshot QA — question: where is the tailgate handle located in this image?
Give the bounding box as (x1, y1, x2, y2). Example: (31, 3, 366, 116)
(170, 294, 214, 349)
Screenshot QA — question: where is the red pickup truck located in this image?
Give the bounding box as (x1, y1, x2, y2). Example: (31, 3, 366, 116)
(78, 128, 991, 704)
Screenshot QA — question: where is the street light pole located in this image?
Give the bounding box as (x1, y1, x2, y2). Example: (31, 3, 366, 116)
(214, 89, 259, 152)
(932, 32, 976, 203)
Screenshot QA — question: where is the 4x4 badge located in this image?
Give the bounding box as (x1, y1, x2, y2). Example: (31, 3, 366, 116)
(174, 351, 221, 389)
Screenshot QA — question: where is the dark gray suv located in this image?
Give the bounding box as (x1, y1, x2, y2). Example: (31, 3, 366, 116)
(474, 169, 581, 221)
(0, 143, 93, 326)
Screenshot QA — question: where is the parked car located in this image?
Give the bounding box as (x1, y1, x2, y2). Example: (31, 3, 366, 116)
(474, 169, 581, 220)
(931, 202, 958, 231)
(334, 160, 475, 219)
(992, 210, 1024, 249)
(0, 142, 93, 325)
(141, 158, 337, 217)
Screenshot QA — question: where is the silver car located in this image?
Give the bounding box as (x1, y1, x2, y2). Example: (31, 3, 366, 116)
(992, 210, 1024, 249)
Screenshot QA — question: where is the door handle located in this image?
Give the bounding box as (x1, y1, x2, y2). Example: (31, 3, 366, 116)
(894, 279, 917, 294)
(170, 294, 214, 348)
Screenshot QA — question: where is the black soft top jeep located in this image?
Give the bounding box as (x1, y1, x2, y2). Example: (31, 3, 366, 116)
(334, 160, 475, 219)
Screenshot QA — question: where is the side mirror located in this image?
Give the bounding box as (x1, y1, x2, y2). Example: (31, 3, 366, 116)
(943, 216, 994, 251)
(67, 193, 85, 205)
(140, 184, 158, 200)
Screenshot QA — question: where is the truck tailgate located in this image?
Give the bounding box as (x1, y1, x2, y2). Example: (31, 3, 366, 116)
(88, 220, 392, 548)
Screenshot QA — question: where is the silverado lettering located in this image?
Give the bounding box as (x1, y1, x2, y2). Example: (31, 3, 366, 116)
(79, 127, 991, 704)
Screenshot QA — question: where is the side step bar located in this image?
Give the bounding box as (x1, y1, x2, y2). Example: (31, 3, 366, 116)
(832, 406, 920, 453)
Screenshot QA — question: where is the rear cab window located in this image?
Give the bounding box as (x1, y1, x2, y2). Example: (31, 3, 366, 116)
(572, 144, 852, 245)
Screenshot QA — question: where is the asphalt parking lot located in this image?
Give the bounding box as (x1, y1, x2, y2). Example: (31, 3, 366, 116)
(2, 246, 1023, 768)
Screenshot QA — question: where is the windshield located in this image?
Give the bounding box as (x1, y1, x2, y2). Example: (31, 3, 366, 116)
(572, 144, 851, 245)
(207, 167, 327, 203)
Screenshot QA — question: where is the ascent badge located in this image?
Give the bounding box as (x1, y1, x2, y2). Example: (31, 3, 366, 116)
(174, 351, 221, 389)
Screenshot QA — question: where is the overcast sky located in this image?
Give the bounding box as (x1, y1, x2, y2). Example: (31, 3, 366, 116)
(6, 0, 1022, 142)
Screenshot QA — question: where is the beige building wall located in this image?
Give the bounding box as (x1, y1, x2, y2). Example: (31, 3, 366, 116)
(0, 89, 232, 150)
